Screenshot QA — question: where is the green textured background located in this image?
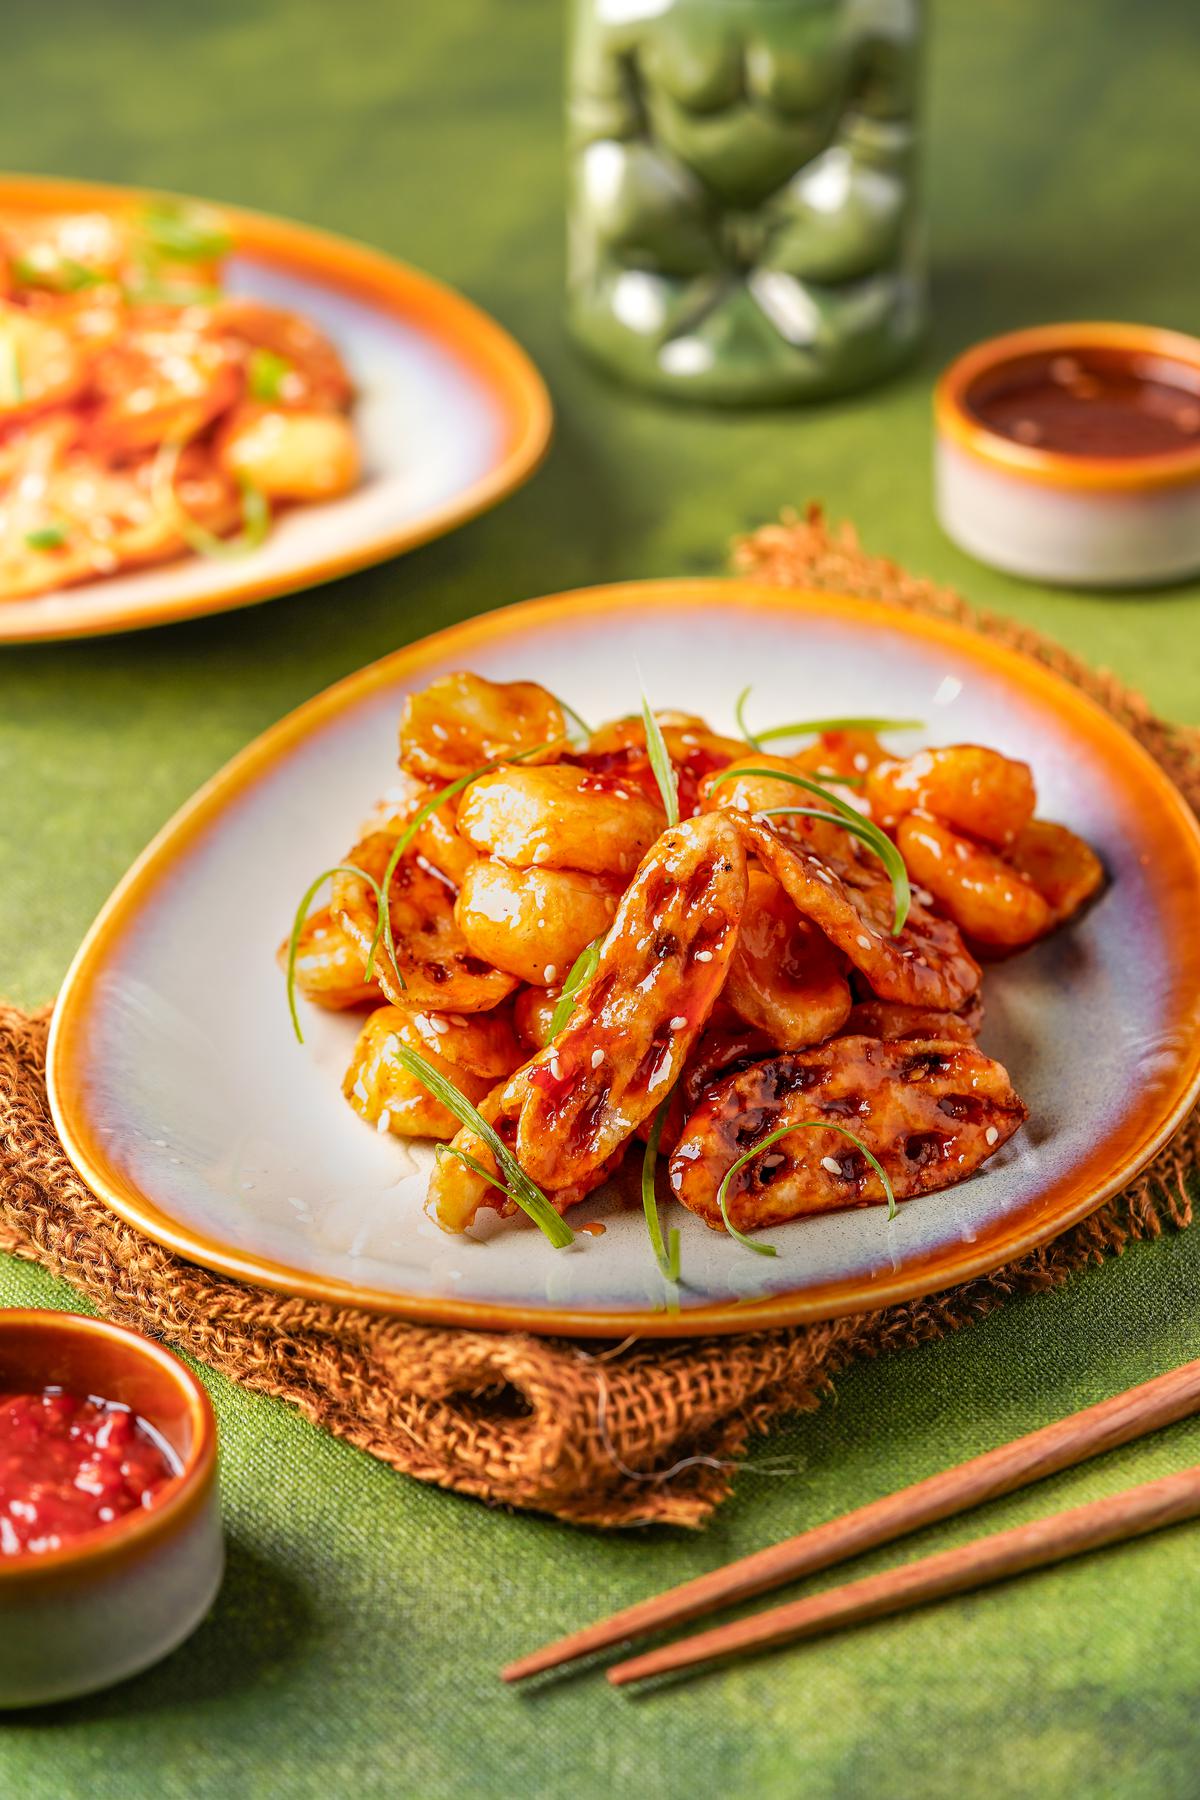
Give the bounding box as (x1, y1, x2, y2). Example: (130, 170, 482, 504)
(3, 2, 1200, 1795)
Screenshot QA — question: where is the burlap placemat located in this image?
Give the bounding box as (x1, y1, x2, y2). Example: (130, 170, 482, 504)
(2, 509, 1197, 1528)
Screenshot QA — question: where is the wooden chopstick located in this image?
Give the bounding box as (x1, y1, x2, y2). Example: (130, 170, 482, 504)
(501, 1357, 1200, 1683)
(607, 1463, 1200, 1685)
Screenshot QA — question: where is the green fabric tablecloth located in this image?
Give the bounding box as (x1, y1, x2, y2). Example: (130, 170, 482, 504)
(3, 2, 1199, 1794)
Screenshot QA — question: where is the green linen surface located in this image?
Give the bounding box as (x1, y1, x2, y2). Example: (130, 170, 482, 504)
(2, 2, 1199, 1795)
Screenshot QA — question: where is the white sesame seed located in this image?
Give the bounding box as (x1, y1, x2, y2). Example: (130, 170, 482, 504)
(820, 1155, 842, 1175)
(670, 1015, 687, 1030)
(853, 752, 869, 772)
(694, 950, 713, 963)
(430, 1016, 450, 1035)
(856, 934, 872, 949)
(591, 1049, 604, 1069)
(376, 1109, 391, 1134)
(545, 964, 558, 982)
(985, 1126, 999, 1145)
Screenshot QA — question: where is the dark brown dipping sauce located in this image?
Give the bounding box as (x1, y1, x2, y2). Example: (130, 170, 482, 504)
(967, 349, 1200, 458)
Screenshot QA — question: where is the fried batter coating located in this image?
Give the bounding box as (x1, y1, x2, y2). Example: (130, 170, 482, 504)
(332, 829, 517, 1013)
(724, 869, 851, 1049)
(457, 763, 665, 878)
(399, 672, 566, 782)
(701, 754, 849, 861)
(343, 1004, 521, 1140)
(455, 860, 620, 987)
(743, 818, 982, 1013)
(670, 1035, 1026, 1232)
(279, 905, 381, 1010)
(897, 814, 1052, 948)
(866, 745, 1036, 846)
(1006, 820, 1105, 927)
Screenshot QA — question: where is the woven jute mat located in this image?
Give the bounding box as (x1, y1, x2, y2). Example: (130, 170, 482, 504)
(2, 509, 1198, 1529)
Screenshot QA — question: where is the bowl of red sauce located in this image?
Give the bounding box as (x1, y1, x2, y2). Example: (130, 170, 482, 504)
(935, 322, 1200, 586)
(0, 1310, 221, 1708)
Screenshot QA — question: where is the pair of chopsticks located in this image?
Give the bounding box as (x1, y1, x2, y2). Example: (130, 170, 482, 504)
(502, 1357, 1200, 1688)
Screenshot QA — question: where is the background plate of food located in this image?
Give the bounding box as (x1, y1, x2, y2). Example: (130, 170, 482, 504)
(47, 581, 1200, 1335)
(0, 175, 551, 642)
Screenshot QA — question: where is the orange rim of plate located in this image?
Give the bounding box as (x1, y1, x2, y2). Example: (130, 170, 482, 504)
(935, 321, 1200, 493)
(47, 579, 1200, 1337)
(0, 1310, 217, 1586)
(0, 173, 553, 642)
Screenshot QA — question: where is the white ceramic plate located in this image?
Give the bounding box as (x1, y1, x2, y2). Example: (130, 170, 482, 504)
(48, 581, 1200, 1335)
(0, 176, 551, 642)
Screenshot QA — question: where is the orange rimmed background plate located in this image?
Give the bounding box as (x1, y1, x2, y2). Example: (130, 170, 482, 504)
(0, 174, 552, 642)
(48, 580, 1200, 1336)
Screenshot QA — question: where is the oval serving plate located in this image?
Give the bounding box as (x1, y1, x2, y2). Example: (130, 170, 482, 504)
(0, 174, 551, 642)
(48, 581, 1200, 1336)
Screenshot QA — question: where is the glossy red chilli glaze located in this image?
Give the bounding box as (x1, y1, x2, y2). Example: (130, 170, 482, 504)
(0, 1387, 176, 1555)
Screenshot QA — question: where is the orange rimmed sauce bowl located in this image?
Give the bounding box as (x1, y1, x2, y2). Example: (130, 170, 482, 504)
(0, 1310, 222, 1708)
(935, 323, 1200, 587)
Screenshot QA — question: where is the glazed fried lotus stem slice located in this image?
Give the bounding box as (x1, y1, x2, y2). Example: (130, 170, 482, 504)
(512, 812, 749, 1190)
(670, 1036, 1026, 1234)
(742, 817, 981, 1014)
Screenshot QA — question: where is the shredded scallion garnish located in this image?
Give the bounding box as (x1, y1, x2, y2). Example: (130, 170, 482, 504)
(640, 689, 679, 826)
(152, 439, 270, 560)
(12, 253, 104, 293)
(24, 524, 68, 552)
(735, 689, 924, 749)
(548, 935, 604, 1037)
(286, 863, 390, 1044)
(0, 334, 24, 406)
(708, 765, 911, 933)
(247, 347, 293, 403)
(641, 1095, 681, 1281)
(716, 1119, 897, 1254)
(734, 684, 760, 750)
(140, 204, 232, 264)
(394, 1044, 573, 1248)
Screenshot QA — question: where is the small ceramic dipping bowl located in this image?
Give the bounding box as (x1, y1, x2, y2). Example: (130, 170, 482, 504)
(935, 322, 1200, 586)
(0, 1311, 222, 1708)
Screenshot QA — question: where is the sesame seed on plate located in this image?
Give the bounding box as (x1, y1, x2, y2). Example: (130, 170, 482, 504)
(985, 1126, 999, 1145)
(545, 964, 557, 982)
(669, 1015, 687, 1029)
(591, 1049, 604, 1069)
(694, 950, 712, 962)
(820, 1155, 843, 1175)
(856, 934, 871, 949)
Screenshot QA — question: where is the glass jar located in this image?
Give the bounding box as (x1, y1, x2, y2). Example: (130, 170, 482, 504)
(566, 0, 925, 405)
